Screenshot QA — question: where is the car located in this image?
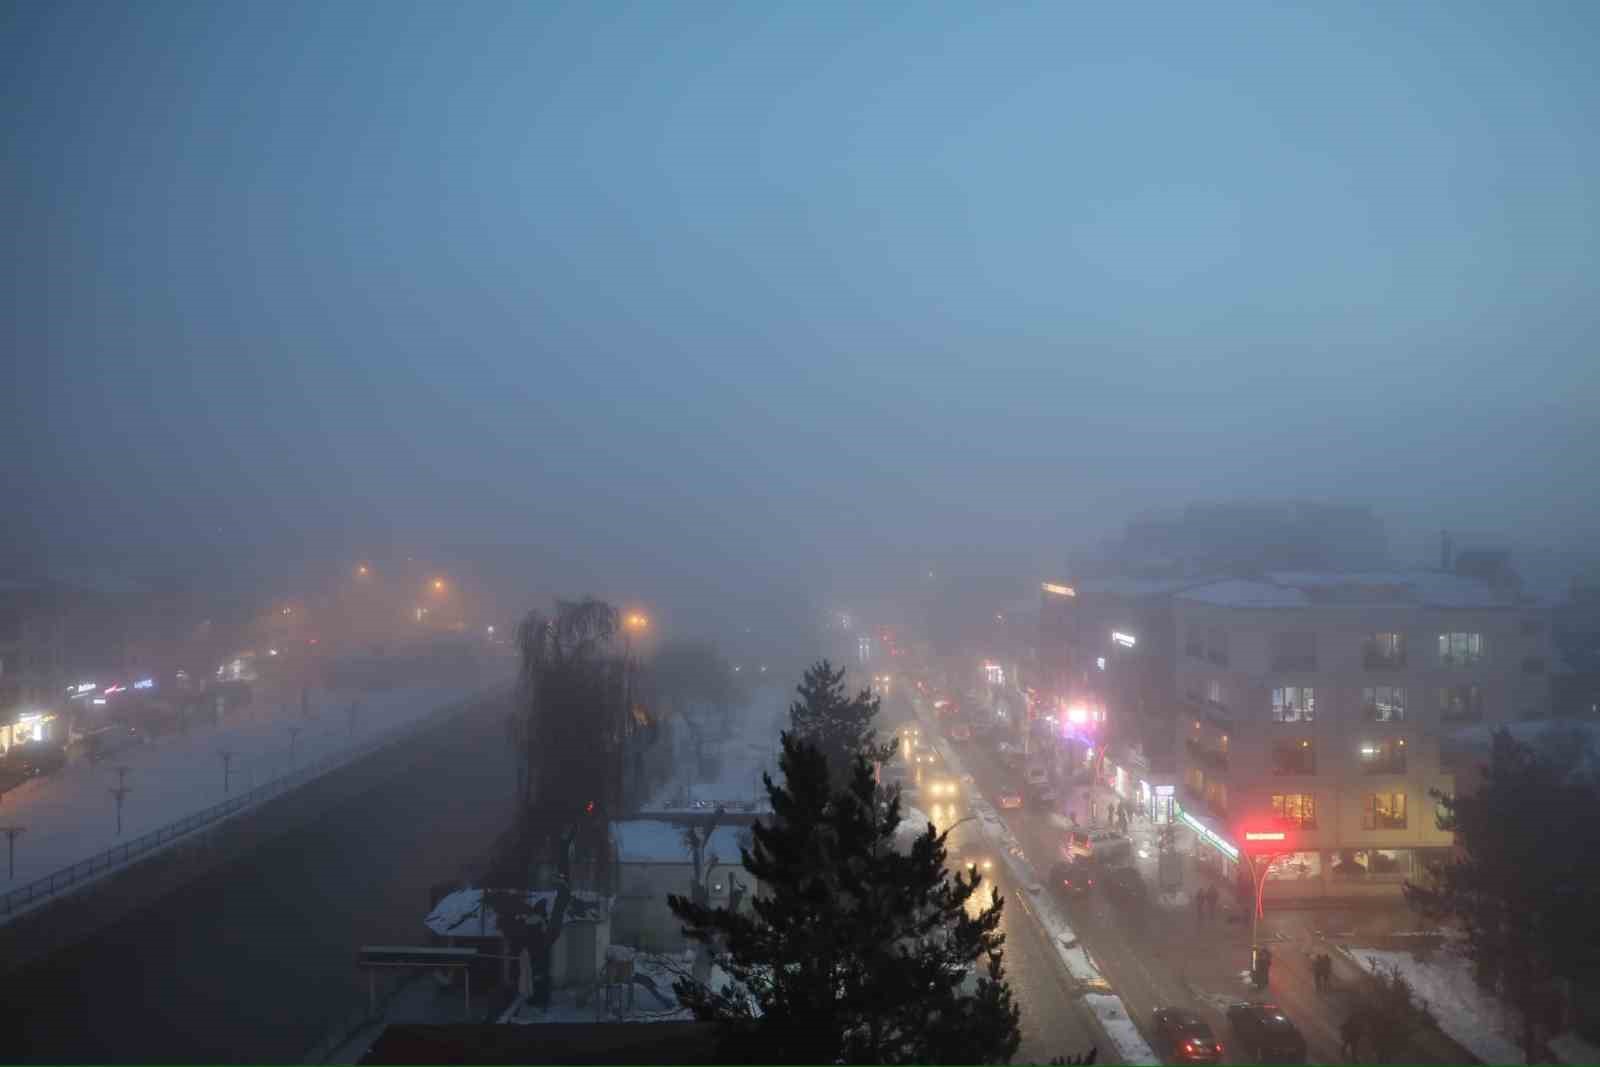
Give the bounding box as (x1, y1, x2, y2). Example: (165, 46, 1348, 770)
(1024, 765, 1049, 786)
(1151, 1008, 1224, 1064)
(1226, 1003, 1307, 1064)
(1100, 866, 1150, 911)
(949, 723, 972, 742)
(1047, 860, 1094, 897)
(925, 778, 960, 799)
(1063, 828, 1134, 867)
(1027, 782, 1060, 808)
(996, 789, 1024, 809)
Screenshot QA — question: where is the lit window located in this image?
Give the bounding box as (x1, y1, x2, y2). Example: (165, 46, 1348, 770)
(1362, 792, 1407, 830)
(1270, 793, 1316, 828)
(1271, 686, 1316, 723)
(1364, 632, 1406, 668)
(1359, 738, 1406, 774)
(1362, 686, 1405, 722)
(1438, 633, 1484, 666)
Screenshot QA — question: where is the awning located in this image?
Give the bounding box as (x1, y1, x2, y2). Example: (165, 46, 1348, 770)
(1174, 801, 1240, 863)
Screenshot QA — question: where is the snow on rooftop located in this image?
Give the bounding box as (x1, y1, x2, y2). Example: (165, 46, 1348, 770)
(1179, 569, 1519, 609)
(1071, 575, 1215, 598)
(613, 819, 751, 865)
(424, 888, 611, 939)
(1179, 579, 1310, 608)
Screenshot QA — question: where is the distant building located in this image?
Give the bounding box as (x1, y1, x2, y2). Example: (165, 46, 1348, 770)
(1085, 500, 1389, 578)
(1171, 567, 1549, 903)
(1553, 576, 1600, 718)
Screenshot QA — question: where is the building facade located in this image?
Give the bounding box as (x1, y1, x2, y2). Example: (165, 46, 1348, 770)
(1172, 570, 1551, 902)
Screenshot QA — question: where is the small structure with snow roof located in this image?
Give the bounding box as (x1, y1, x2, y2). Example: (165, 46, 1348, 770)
(610, 817, 756, 952)
(425, 887, 613, 989)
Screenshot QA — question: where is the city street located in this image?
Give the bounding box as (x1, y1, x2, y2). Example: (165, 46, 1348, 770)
(927, 700, 1471, 1067)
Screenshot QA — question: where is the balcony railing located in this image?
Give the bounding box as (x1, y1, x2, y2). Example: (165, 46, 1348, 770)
(1363, 651, 1407, 670)
(1271, 655, 1318, 672)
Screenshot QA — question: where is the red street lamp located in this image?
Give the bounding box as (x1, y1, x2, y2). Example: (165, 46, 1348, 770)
(1242, 829, 1291, 949)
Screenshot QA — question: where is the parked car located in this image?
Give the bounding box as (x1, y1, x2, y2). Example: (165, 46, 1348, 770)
(996, 789, 1024, 810)
(1063, 828, 1134, 867)
(1226, 1003, 1307, 1064)
(1151, 1008, 1224, 1064)
(1100, 866, 1150, 911)
(1046, 860, 1094, 898)
(1024, 765, 1049, 787)
(1027, 781, 1059, 808)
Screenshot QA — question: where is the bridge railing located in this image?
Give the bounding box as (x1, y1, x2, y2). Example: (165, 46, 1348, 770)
(0, 685, 502, 920)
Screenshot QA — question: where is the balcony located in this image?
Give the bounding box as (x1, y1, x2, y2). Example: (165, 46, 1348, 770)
(1271, 655, 1318, 672)
(1363, 651, 1407, 671)
(1185, 737, 1228, 773)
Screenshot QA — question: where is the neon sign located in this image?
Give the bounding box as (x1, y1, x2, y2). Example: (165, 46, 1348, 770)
(133, 679, 154, 690)
(1245, 831, 1286, 842)
(1042, 582, 1076, 598)
(1112, 631, 1137, 648)
(1177, 805, 1240, 861)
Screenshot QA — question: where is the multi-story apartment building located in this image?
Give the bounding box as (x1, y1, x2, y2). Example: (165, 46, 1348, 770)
(1173, 569, 1550, 903)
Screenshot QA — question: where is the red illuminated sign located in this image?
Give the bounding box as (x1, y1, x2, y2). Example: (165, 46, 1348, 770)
(1245, 831, 1286, 842)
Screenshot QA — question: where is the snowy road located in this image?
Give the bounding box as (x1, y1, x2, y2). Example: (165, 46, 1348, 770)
(0, 667, 512, 893)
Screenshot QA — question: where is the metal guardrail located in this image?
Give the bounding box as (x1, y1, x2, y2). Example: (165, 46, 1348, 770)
(0, 686, 499, 919)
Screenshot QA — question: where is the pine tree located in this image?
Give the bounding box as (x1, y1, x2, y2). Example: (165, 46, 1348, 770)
(668, 731, 1023, 1064)
(787, 660, 895, 789)
(1407, 728, 1600, 1062)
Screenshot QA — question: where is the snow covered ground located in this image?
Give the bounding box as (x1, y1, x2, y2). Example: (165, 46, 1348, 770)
(643, 684, 787, 813)
(0, 668, 511, 900)
(1351, 945, 1524, 1066)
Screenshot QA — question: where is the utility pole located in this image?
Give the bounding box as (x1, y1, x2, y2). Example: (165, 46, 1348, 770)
(288, 726, 302, 769)
(1, 826, 24, 879)
(109, 774, 133, 836)
(219, 749, 234, 795)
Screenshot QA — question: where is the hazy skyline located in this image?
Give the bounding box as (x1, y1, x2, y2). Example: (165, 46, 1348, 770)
(7, 1, 1599, 614)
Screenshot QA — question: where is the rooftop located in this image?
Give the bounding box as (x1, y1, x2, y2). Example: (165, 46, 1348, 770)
(612, 819, 751, 865)
(1178, 570, 1522, 610)
(423, 888, 611, 939)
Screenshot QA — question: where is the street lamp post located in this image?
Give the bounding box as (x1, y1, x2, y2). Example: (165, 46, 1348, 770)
(220, 749, 234, 795)
(109, 767, 133, 836)
(1, 826, 24, 879)
(1246, 849, 1290, 950)
(288, 726, 303, 769)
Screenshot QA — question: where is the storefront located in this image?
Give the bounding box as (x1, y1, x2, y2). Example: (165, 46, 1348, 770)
(1174, 800, 1242, 885)
(1, 710, 60, 755)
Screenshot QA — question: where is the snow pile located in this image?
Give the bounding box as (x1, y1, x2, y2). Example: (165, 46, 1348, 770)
(498, 949, 736, 1025)
(1353, 947, 1523, 1067)
(1084, 993, 1160, 1065)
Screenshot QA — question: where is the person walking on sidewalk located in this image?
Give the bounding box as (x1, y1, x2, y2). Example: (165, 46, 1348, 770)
(1340, 1014, 1362, 1061)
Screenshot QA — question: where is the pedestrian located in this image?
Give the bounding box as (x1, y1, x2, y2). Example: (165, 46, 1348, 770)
(1340, 1014, 1362, 1061)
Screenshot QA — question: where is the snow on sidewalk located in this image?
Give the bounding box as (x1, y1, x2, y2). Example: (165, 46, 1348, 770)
(928, 720, 1160, 1066)
(1350, 945, 1523, 1067)
(1, 671, 510, 895)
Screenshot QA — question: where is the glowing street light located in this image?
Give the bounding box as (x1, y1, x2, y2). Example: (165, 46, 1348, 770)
(356, 564, 370, 578)
(431, 578, 447, 593)
(624, 613, 650, 631)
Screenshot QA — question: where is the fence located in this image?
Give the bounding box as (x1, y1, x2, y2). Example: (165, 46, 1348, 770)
(1, 685, 507, 920)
